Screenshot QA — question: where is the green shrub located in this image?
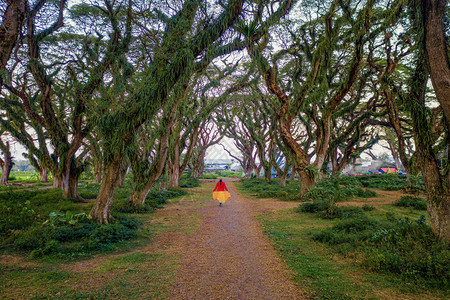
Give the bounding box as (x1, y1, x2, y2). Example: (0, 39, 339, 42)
(0, 190, 81, 239)
(215, 170, 243, 178)
(179, 176, 200, 188)
(363, 216, 449, 285)
(14, 215, 141, 258)
(297, 200, 332, 213)
(311, 212, 449, 287)
(303, 176, 370, 202)
(198, 173, 218, 179)
(112, 188, 187, 213)
(240, 178, 300, 201)
(394, 196, 427, 210)
(356, 188, 377, 198)
(298, 201, 365, 220)
(362, 204, 375, 211)
(344, 174, 425, 192)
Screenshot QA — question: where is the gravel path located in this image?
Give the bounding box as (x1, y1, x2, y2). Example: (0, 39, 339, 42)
(169, 179, 305, 299)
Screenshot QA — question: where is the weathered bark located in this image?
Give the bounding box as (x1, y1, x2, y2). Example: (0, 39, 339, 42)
(117, 161, 128, 187)
(264, 166, 271, 182)
(0, 157, 12, 186)
(61, 163, 80, 198)
(39, 168, 48, 182)
(96, 168, 102, 183)
(424, 0, 450, 134)
(388, 141, 401, 171)
(418, 148, 450, 240)
(90, 154, 123, 224)
(298, 169, 316, 196)
(0, 141, 13, 186)
(52, 175, 62, 188)
(191, 149, 206, 178)
(279, 174, 287, 187)
(130, 134, 170, 206)
(0, 0, 27, 91)
(168, 140, 181, 188)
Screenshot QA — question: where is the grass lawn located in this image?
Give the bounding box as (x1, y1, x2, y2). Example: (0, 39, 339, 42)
(0, 180, 210, 299)
(255, 197, 448, 299)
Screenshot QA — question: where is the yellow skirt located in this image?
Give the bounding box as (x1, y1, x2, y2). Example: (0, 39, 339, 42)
(213, 191, 231, 203)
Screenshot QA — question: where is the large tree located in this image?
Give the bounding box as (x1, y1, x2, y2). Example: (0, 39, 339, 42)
(247, 0, 381, 195)
(90, 0, 250, 223)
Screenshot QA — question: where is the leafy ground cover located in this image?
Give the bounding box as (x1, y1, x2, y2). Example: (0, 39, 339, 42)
(240, 176, 379, 202)
(247, 177, 449, 299)
(0, 178, 190, 260)
(258, 208, 449, 299)
(239, 178, 301, 200)
(340, 173, 425, 193)
(0, 182, 209, 299)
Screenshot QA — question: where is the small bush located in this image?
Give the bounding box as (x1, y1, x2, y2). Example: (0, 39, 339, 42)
(362, 204, 375, 211)
(303, 176, 370, 202)
(240, 178, 300, 201)
(14, 215, 141, 258)
(298, 201, 364, 220)
(198, 173, 218, 179)
(356, 188, 377, 198)
(0, 190, 82, 239)
(215, 170, 243, 178)
(113, 188, 187, 213)
(345, 174, 425, 192)
(394, 196, 427, 210)
(311, 212, 449, 287)
(363, 216, 449, 285)
(298, 201, 332, 213)
(179, 176, 200, 188)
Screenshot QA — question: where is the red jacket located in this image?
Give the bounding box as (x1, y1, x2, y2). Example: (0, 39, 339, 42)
(213, 181, 228, 191)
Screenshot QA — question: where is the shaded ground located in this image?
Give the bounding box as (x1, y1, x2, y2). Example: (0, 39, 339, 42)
(168, 178, 306, 299)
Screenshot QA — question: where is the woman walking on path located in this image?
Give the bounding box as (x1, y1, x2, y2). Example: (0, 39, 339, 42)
(213, 179, 230, 206)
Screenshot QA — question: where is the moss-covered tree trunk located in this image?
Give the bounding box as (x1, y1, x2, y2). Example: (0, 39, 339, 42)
(279, 174, 287, 187)
(0, 156, 12, 186)
(0, 141, 12, 186)
(168, 140, 181, 188)
(40, 168, 48, 182)
(52, 175, 61, 188)
(263, 165, 271, 182)
(61, 161, 80, 198)
(298, 169, 315, 196)
(424, 0, 450, 136)
(130, 134, 170, 206)
(0, 0, 26, 91)
(191, 148, 206, 178)
(90, 154, 123, 224)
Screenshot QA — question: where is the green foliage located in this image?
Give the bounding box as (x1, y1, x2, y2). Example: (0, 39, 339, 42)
(364, 215, 449, 285)
(215, 170, 243, 178)
(78, 182, 101, 199)
(311, 212, 449, 287)
(0, 180, 187, 259)
(13, 215, 141, 258)
(179, 175, 200, 188)
(297, 200, 365, 220)
(240, 178, 301, 201)
(343, 174, 425, 192)
(0, 189, 82, 238)
(198, 173, 218, 179)
(362, 204, 375, 211)
(394, 196, 427, 210)
(303, 176, 376, 202)
(113, 188, 187, 214)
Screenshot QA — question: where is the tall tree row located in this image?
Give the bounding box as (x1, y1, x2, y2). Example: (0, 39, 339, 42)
(0, 0, 448, 240)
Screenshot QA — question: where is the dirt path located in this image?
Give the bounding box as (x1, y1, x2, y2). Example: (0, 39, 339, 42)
(168, 179, 305, 299)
